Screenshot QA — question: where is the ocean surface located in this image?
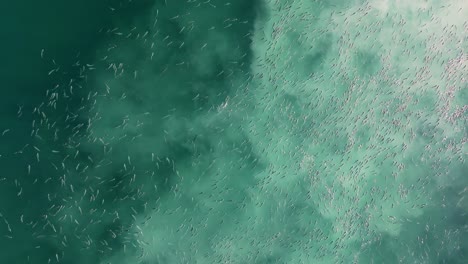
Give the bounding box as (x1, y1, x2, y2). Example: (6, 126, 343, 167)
(0, 0, 466, 263)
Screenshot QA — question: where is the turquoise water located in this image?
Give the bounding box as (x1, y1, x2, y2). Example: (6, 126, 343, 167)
(0, 0, 466, 263)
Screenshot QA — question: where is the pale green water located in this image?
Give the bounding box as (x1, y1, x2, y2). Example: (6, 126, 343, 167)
(0, 0, 466, 263)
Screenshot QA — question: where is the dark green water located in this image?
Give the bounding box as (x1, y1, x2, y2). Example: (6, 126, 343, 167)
(0, 0, 466, 263)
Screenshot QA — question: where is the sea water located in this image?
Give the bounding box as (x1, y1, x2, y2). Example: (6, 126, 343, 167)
(0, 0, 466, 263)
